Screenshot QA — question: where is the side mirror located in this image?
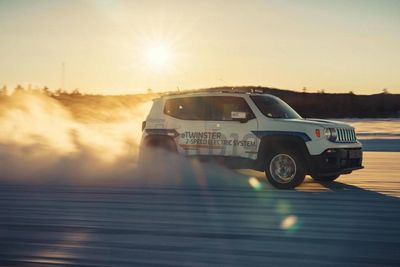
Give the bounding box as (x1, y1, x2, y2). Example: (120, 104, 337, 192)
(231, 111, 248, 123)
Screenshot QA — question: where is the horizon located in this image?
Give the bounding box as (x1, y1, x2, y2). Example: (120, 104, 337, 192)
(1, 0, 399, 95)
(1, 84, 399, 96)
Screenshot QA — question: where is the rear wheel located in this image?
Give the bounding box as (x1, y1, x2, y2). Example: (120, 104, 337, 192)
(265, 149, 306, 189)
(144, 136, 177, 152)
(312, 175, 340, 182)
(139, 136, 177, 165)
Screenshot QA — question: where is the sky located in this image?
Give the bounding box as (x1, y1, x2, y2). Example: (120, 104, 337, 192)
(0, 0, 399, 95)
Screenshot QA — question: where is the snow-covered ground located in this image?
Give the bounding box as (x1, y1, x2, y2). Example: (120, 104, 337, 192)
(1, 152, 399, 266)
(336, 118, 400, 139)
(336, 119, 400, 152)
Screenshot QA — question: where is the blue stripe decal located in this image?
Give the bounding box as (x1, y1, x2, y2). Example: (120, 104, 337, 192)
(251, 131, 311, 142)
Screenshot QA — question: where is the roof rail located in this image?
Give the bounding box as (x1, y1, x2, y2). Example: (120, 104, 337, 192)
(160, 87, 267, 97)
(217, 88, 265, 94)
(220, 90, 248, 94)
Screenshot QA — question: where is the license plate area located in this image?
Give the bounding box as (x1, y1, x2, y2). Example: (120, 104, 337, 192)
(348, 149, 362, 159)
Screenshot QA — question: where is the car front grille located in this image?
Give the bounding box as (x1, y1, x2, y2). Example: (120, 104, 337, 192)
(336, 128, 357, 143)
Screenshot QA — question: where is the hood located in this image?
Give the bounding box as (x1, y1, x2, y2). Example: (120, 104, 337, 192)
(306, 118, 351, 127)
(277, 118, 352, 128)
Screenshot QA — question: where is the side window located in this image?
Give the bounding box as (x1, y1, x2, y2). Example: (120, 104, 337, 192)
(210, 96, 255, 121)
(164, 97, 208, 120)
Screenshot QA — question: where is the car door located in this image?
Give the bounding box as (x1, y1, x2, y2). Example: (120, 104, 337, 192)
(205, 96, 259, 159)
(164, 96, 210, 156)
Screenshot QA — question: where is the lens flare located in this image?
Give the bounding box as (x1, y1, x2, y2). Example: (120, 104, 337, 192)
(281, 215, 297, 229)
(248, 177, 263, 191)
(280, 215, 300, 233)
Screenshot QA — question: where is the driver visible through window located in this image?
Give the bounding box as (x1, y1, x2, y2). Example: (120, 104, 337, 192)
(250, 95, 302, 119)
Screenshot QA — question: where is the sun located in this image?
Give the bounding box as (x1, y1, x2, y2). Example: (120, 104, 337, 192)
(146, 44, 170, 70)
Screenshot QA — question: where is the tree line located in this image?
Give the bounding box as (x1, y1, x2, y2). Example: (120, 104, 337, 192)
(0, 84, 84, 97)
(202, 86, 400, 118)
(1, 85, 399, 118)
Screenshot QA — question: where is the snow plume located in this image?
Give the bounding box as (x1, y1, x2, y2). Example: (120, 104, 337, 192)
(0, 92, 245, 188)
(0, 91, 145, 185)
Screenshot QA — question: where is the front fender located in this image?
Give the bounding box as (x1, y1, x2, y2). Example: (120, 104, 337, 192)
(253, 133, 312, 172)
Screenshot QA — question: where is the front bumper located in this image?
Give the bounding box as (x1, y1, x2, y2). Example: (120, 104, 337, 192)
(310, 148, 363, 176)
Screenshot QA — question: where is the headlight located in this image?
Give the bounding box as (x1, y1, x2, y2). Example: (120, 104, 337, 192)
(324, 128, 337, 142)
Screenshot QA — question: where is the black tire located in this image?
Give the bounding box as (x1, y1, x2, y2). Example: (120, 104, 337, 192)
(144, 136, 177, 152)
(265, 148, 306, 189)
(138, 136, 177, 165)
(312, 175, 340, 182)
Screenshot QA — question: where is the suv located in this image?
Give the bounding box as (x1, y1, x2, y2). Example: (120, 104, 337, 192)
(140, 91, 363, 189)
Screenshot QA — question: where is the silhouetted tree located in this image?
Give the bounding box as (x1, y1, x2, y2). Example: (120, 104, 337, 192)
(42, 86, 51, 96)
(14, 84, 24, 93)
(71, 89, 82, 95)
(54, 89, 62, 96)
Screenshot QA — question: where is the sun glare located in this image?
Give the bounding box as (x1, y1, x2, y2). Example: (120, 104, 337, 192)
(146, 45, 170, 70)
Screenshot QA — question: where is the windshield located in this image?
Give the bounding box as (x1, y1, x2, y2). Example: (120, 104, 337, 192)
(250, 95, 302, 119)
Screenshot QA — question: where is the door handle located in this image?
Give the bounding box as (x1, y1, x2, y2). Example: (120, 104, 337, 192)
(210, 123, 221, 131)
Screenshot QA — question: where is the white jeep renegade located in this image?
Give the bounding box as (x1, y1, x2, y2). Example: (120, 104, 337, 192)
(140, 91, 363, 189)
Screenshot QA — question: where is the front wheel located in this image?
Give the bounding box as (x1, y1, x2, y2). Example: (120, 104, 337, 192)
(265, 149, 306, 189)
(312, 175, 340, 182)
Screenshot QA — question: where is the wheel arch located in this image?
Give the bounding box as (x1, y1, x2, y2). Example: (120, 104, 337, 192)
(254, 135, 312, 173)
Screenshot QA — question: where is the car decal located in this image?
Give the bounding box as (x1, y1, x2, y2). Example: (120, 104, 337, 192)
(180, 144, 224, 150)
(251, 131, 311, 142)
